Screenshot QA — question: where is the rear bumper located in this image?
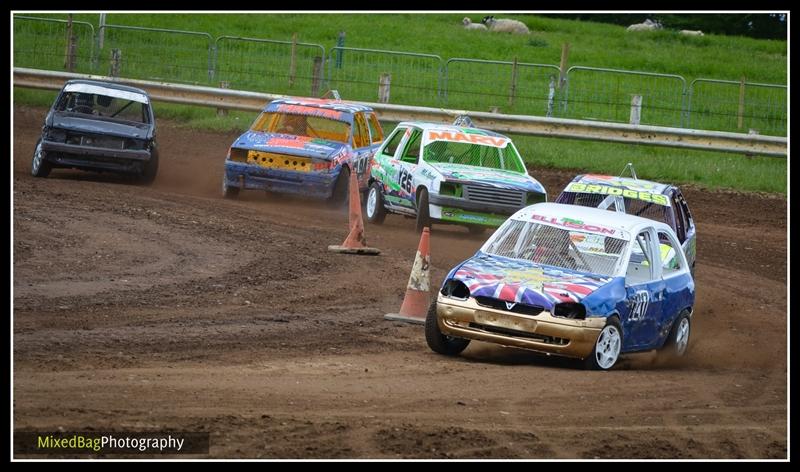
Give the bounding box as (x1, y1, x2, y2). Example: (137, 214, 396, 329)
(224, 161, 338, 199)
(436, 295, 604, 359)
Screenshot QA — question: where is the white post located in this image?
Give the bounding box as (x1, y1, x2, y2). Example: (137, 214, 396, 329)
(99, 13, 107, 49)
(630, 94, 642, 125)
(378, 73, 391, 103)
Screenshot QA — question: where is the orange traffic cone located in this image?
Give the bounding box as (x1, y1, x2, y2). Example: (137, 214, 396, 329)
(328, 169, 381, 255)
(384, 227, 431, 324)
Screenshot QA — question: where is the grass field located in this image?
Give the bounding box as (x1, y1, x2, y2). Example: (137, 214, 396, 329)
(13, 13, 787, 193)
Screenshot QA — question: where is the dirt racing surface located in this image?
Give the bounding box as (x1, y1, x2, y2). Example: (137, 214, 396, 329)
(13, 106, 787, 459)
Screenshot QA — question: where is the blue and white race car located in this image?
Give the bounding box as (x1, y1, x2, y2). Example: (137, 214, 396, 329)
(427, 202, 695, 370)
(223, 97, 384, 204)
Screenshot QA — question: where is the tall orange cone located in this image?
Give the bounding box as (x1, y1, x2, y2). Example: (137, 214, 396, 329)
(384, 227, 430, 324)
(328, 169, 381, 255)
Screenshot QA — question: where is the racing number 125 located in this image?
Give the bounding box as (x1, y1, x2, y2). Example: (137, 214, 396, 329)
(398, 168, 413, 194)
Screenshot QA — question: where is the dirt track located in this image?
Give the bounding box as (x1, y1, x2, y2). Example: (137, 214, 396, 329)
(13, 106, 787, 459)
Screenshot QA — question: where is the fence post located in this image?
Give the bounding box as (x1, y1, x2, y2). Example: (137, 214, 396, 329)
(508, 57, 518, 107)
(64, 14, 77, 72)
(110, 49, 122, 77)
(379, 73, 391, 103)
(547, 75, 556, 117)
(335, 31, 345, 69)
(311, 56, 323, 96)
(217, 81, 229, 117)
(630, 94, 642, 125)
(738, 76, 746, 130)
(98, 13, 106, 49)
(559, 42, 570, 89)
(289, 33, 298, 88)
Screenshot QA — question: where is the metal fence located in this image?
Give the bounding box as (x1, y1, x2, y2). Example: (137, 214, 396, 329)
(687, 79, 787, 137)
(443, 59, 562, 117)
(97, 25, 214, 85)
(214, 36, 326, 97)
(563, 66, 688, 128)
(325, 47, 442, 107)
(13, 16, 95, 74)
(12, 15, 788, 137)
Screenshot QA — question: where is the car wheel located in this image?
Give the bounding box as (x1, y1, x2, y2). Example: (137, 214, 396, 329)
(31, 139, 52, 178)
(425, 300, 470, 356)
(415, 188, 431, 233)
(365, 182, 387, 224)
(140, 148, 159, 185)
(584, 318, 622, 370)
(467, 225, 486, 236)
(222, 176, 239, 199)
(327, 166, 350, 209)
(661, 311, 691, 359)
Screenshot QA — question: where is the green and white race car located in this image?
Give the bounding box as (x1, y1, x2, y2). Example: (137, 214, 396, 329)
(366, 120, 547, 233)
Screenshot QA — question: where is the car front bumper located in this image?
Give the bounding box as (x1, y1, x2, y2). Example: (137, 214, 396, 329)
(436, 295, 605, 359)
(224, 161, 339, 199)
(41, 140, 152, 173)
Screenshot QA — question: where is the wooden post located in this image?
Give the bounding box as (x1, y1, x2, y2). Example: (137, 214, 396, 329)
(378, 73, 391, 103)
(217, 81, 229, 117)
(310, 56, 323, 96)
(64, 14, 76, 72)
(288, 32, 297, 88)
(559, 42, 570, 89)
(630, 94, 642, 125)
(508, 57, 518, 107)
(737, 76, 746, 130)
(110, 48, 121, 77)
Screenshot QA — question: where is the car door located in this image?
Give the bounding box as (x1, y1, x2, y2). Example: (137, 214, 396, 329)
(351, 112, 375, 189)
(672, 189, 697, 271)
(654, 229, 694, 348)
(394, 127, 423, 210)
(621, 227, 666, 351)
(373, 126, 413, 211)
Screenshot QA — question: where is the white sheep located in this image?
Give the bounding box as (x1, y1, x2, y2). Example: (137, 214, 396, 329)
(680, 29, 704, 36)
(462, 17, 488, 31)
(627, 19, 662, 31)
(481, 16, 530, 35)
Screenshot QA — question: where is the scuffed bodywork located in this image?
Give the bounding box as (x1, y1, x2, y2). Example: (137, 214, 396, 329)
(223, 97, 383, 200)
(369, 122, 547, 228)
(433, 203, 695, 362)
(33, 80, 157, 178)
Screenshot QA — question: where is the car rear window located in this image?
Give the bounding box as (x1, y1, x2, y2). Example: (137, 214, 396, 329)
(250, 111, 351, 144)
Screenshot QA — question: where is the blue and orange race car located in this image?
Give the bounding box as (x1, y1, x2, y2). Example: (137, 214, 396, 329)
(223, 97, 384, 204)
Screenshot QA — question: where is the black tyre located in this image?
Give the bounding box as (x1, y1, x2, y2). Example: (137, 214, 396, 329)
(222, 176, 240, 199)
(365, 181, 387, 224)
(467, 225, 486, 236)
(425, 300, 470, 356)
(31, 139, 52, 178)
(140, 148, 159, 185)
(584, 317, 622, 371)
(415, 188, 431, 233)
(661, 310, 691, 360)
(328, 166, 350, 209)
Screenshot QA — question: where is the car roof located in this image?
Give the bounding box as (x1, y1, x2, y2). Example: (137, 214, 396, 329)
(266, 97, 374, 113)
(570, 174, 673, 194)
(512, 202, 674, 240)
(396, 121, 510, 140)
(63, 79, 150, 97)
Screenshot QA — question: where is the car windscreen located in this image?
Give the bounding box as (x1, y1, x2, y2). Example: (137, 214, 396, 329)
(250, 112, 351, 144)
(422, 140, 526, 173)
(484, 219, 628, 276)
(56, 92, 149, 124)
(559, 191, 672, 226)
